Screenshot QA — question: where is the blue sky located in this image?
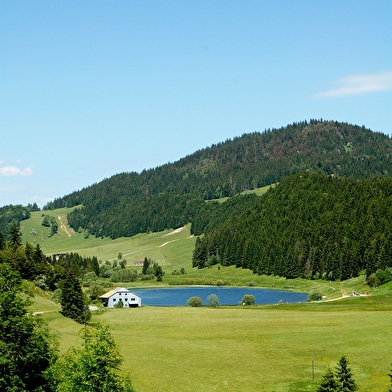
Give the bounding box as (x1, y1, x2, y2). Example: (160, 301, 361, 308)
(1, 1, 391, 208)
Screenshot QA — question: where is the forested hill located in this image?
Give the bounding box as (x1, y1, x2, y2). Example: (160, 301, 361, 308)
(45, 120, 392, 239)
(192, 173, 392, 281)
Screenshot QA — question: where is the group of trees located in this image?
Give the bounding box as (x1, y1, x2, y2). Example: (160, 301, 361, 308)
(42, 120, 392, 240)
(192, 173, 392, 282)
(0, 223, 136, 391)
(317, 355, 357, 392)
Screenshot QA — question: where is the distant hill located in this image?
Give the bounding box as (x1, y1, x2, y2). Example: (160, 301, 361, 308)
(45, 119, 392, 239)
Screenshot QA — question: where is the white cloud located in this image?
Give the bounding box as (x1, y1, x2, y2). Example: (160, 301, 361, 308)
(0, 165, 33, 177)
(315, 70, 392, 98)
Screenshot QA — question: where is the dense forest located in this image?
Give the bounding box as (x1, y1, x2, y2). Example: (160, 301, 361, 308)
(44, 120, 392, 239)
(192, 173, 392, 281)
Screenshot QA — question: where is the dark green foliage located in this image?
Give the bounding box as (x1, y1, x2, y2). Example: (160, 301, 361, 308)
(317, 366, 339, 392)
(60, 271, 91, 324)
(241, 294, 256, 305)
(45, 121, 392, 239)
(41, 214, 51, 227)
(0, 204, 31, 238)
(51, 324, 135, 391)
(193, 173, 392, 281)
(0, 231, 5, 250)
(308, 291, 322, 301)
(187, 296, 203, 307)
(335, 355, 357, 391)
(8, 220, 22, 249)
(0, 262, 57, 391)
(142, 257, 150, 275)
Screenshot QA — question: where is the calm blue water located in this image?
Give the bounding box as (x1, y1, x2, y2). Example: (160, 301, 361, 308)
(132, 287, 308, 306)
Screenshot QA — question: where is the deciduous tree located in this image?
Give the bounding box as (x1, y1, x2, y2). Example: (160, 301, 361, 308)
(51, 324, 135, 392)
(0, 262, 57, 391)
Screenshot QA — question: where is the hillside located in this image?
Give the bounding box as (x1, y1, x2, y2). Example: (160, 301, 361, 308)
(45, 120, 392, 239)
(193, 172, 392, 281)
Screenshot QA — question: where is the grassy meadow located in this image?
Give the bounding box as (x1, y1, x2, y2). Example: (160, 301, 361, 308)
(21, 207, 392, 391)
(32, 295, 392, 392)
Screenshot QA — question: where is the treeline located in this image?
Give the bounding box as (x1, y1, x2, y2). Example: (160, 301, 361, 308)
(192, 172, 392, 281)
(0, 222, 98, 290)
(43, 120, 392, 239)
(0, 203, 39, 238)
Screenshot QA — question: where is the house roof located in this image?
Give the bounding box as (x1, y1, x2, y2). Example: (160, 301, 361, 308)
(99, 287, 141, 299)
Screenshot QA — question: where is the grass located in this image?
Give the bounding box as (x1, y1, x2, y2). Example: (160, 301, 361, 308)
(21, 206, 392, 391)
(36, 298, 392, 392)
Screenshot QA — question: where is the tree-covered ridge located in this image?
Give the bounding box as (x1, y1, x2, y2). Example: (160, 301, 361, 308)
(45, 120, 392, 239)
(192, 173, 392, 281)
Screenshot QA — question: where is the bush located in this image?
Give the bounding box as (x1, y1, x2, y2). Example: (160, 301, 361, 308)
(207, 294, 220, 307)
(307, 291, 322, 301)
(187, 296, 203, 307)
(241, 294, 256, 306)
(115, 299, 124, 308)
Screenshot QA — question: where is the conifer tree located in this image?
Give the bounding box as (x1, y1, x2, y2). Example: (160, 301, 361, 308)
(335, 355, 357, 391)
(60, 271, 91, 324)
(0, 231, 5, 250)
(317, 366, 339, 392)
(8, 220, 22, 249)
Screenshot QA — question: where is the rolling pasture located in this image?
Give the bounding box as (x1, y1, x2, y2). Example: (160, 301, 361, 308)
(22, 208, 392, 391)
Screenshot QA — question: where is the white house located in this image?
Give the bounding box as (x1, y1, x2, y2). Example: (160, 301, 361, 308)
(99, 287, 141, 308)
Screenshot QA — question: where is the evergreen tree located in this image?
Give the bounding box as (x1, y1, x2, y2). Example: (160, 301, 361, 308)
(8, 220, 22, 249)
(317, 366, 339, 392)
(51, 324, 135, 392)
(0, 231, 5, 250)
(60, 271, 91, 324)
(142, 257, 150, 275)
(0, 262, 57, 391)
(335, 355, 357, 391)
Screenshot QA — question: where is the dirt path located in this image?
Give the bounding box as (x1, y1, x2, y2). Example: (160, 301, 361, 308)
(58, 215, 72, 237)
(159, 239, 179, 247)
(163, 227, 184, 236)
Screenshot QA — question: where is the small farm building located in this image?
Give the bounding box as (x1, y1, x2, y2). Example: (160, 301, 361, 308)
(99, 287, 141, 308)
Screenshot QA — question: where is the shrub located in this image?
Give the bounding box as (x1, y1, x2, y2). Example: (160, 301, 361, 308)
(307, 291, 322, 301)
(241, 294, 256, 306)
(207, 294, 220, 307)
(115, 299, 124, 308)
(187, 296, 203, 307)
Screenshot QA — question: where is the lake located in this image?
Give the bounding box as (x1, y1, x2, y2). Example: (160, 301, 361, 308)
(132, 287, 308, 306)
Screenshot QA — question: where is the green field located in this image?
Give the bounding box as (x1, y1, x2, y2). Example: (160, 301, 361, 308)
(22, 208, 392, 391)
(32, 295, 392, 392)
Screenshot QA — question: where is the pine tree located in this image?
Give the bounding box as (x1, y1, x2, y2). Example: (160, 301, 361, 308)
(60, 271, 91, 324)
(317, 366, 339, 392)
(335, 355, 357, 391)
(7, 221, 22, 250)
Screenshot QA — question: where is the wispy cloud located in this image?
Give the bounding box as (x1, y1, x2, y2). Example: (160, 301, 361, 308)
(314, 71, 392, 98)
(0, 165, 33, 177)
